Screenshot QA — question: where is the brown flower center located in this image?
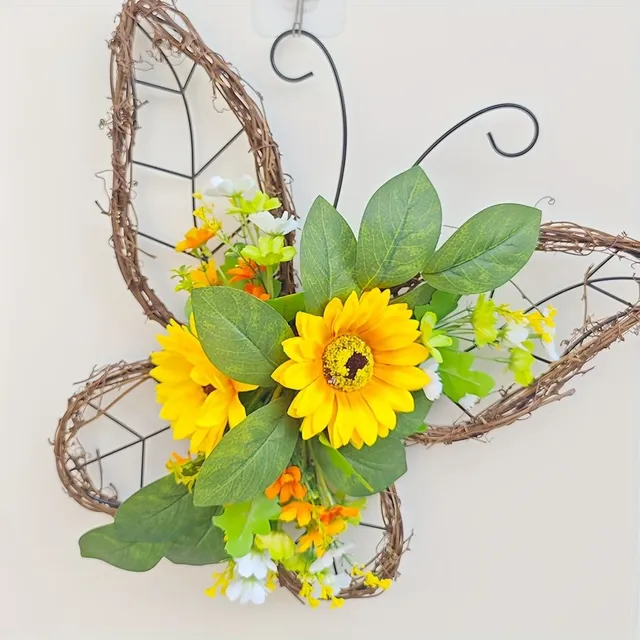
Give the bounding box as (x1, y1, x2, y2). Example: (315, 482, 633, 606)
(322, 335, 374, 392)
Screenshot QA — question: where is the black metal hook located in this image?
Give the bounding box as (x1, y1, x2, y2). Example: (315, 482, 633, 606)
(414, 103, 540, 166)
(270, 29, 347, 209)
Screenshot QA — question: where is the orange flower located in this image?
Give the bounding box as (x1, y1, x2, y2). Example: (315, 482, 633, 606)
(265, 466, 306, 502)
(318, 504, 360, 536)
(189, 261, 219, 288)
(280, 501, 314, 527)
(228, 258, 264, 283)
(297, 528, 327, 555)
(244, 283, 270, 301)
(175, 226, 215, 253)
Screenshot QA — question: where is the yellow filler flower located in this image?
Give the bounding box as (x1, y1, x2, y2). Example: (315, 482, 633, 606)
(151, 318, 257, 455)
(272, 289, 429, 448)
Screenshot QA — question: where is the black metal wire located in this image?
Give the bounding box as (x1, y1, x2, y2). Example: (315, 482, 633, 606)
(121, 22, 243, 252)
(413, 103, 540, 165)
(270, 30, 347, 209)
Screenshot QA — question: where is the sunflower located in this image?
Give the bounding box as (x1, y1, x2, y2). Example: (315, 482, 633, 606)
(151, 318, 257, 455)
(272, 288, 429, 448)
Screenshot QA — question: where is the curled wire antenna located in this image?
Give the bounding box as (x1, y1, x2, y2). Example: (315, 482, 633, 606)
(270, 29, 347, 209)
(414, 103, 540, 166)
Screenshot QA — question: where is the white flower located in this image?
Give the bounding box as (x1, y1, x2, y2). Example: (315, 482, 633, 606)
(226, 577, 270, 605)
(322, 571, 351, 593)
(420, 358, 443, 401)
(249, 210, 299, 236)
(234, 549, 276, 580)
(206, 174, 255, 197)
(459, 394, 479, 411)
(309, 570, 352, 599)
(543, 338, 560, 361)
(502, 320, 529, 349)
(309, 544, 354, 573)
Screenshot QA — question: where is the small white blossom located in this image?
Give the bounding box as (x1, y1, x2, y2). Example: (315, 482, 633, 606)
(420, 358, 443, 401)
(249, 210, 299, 236)
(309, 544, 354, 573)
(234, 549, 276, 580)
(226, 577, 270, 605)
(543, 338, 560, 361)
(503, 320, 529, 349)
(321, 571, 351, 593)
(206, 174, 255, 197)
(459, 394, 479, 411)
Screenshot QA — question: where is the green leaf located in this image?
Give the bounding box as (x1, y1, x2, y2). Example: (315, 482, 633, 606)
(192, 287, 293, 387)
(422, 204, 541, 294)
(193, 398, 299, 506)
(165, 517, 228, 566)
(415, 290, 461, 322)
(391, 282, 436, 310)
(391, 391, 432, 438)
(439, 349, 495, 402)
(184, 295, 193, 320)
(114, 475, 217, 543)
(300, 196, 359, 314)
(213, 495, 281, 558)
(79, 524, 166, 572)
(266, 292, 306, 322)
(316, 434, 374, 492)
(356, 166, 442, 289)
(311, 436, 407, 498)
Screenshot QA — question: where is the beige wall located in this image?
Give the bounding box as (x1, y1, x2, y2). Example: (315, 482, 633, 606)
(1, 1, 638, 638)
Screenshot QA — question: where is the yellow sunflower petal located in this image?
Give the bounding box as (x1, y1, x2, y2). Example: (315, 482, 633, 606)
(332, 291, 360, 335)
(372, 331, 423, 352)
(282, 336, 321, 362)
(349, 391, 379, 446)
(322, 298, 344, 332)
(374, 364, 429, 390)
(296, 312, 332, 345)
(172, 404, 201, 439)
(272, 360, 322, 390)
(365, 378, 414, 412)
(233, 381, 259, 393)
(333, 392, 355, 445)
(355, 288, 392, 332)
(227, 393, 247, 428)
(197, 390, 230, 427)
(191, 427, 223, 456)
(349, 430, 364, 449)
(288, 377, 333, 419)
(300, 398, 333, 440)
(360, 383, 397, 429)
(373, 343, 428, 366)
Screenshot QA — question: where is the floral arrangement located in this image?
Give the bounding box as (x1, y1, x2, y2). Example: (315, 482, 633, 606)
(79, 166, 557, 607)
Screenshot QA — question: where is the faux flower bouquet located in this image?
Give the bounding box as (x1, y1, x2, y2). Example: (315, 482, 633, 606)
(79, 166, 556, 607)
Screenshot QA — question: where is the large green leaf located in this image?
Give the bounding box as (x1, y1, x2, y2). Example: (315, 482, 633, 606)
(213, 495, 281, 558)
(165, 517, 227, 566)
(391, 391, 431, 439)
(301, 196, 359, 314)
(193, 398, 299, 506)
(439, 349, 494, 402)
(192, 287, 293, 387)
(311, 436, 407, 497)
(266, 292, 306, 322)
(356, 166, 442, 289)
(415, 290, 461, 322)
(391, 282, 435, 310)
(422, 204, 541, 294)
(79, 524, 166, 572)
(114, 475, 216, 543)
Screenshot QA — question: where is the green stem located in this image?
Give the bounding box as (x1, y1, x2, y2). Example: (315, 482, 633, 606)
(307, 441, 334, 507)
(264, 265, 275, 298)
